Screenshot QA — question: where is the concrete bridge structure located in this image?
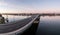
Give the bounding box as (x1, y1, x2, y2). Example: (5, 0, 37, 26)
(0, 15, 40, 35)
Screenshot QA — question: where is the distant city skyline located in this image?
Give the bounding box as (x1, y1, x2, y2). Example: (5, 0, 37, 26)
(0, 0, 60, 13)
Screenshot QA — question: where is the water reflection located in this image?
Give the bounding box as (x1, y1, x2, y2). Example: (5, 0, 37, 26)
(36, 16, 60, 35)
(2, 15, 31, 23)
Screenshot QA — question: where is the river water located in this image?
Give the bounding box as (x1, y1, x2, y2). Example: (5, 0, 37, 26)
(2, 15, 31, 23)
(36, 16, 60, 35)
(2, 15, 60, 35)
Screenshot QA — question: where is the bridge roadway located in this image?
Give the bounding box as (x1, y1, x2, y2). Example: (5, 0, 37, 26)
(0, 15, 39, 35)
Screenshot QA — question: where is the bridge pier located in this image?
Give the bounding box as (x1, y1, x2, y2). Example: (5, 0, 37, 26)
(33, 15, 40, 23)
(21, 15, 40, 35)
(31, 15, 40, 35)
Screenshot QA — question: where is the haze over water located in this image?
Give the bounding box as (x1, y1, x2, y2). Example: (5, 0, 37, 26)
(2, 15, 31, 23)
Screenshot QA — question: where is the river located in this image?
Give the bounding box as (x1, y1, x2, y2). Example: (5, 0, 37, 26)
(2, 15, 60, 35)
(2, 15, 31, 23)
(36, 16, 60, 35)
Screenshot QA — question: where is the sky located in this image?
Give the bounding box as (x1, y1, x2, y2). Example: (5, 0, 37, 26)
(0, 0, 60, 13)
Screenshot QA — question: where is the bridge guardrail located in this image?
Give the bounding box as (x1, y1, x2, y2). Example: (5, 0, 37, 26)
(0, 15, 39, 34)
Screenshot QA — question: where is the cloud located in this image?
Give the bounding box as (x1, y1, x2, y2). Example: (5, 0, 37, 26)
(0, 0, 60, 13)
(0, 1, 8, 6)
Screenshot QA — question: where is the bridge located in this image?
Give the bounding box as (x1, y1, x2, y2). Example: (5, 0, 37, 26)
(0, 13, 60, 35)
(0, 15, 40, 35)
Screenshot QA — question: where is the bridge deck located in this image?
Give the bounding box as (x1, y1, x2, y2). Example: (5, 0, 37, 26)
(0, 15, 39, 34)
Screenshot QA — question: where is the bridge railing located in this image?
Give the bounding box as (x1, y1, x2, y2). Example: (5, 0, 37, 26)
(0, 15, 39, 34)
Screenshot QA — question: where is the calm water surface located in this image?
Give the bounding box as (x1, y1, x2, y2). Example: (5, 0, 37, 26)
(2, 15, 31, 22)
(36, 16, 60, 35)
(2, 15, 60, 35)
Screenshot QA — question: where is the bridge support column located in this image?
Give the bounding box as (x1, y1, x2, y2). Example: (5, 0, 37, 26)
(21, 15, 40, 35)
(31, 15, 40, 35)
(33, 15, 40, 24)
